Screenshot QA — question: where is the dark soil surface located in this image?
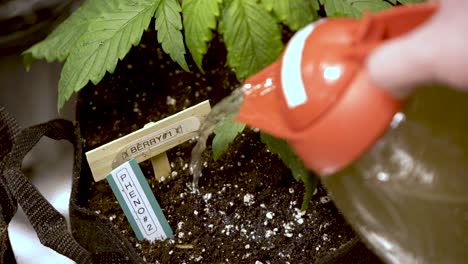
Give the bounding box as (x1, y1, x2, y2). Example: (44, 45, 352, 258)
(77, 26, 382, 263)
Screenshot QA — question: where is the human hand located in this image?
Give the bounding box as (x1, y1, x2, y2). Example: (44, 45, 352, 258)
(367, 0, 468, 98)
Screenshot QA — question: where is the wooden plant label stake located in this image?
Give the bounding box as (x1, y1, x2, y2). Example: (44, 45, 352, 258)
(86, 100, 211, 182)
(150, 153, 171, 181)
(107, 159, 173, 241)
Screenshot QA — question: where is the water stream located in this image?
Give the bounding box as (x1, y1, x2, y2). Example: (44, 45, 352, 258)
(189, 87, 245, 192)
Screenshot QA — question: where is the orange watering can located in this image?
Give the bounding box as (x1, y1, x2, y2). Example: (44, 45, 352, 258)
(237, 3, 437, 175)
(236, 3, 468, 263)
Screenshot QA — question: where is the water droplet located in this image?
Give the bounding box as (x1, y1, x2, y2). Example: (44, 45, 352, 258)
(376, 171, 389, 182)
(390, 112, 406, 128)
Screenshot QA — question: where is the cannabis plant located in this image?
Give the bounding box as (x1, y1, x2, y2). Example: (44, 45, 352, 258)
(24, 0, 424, 209)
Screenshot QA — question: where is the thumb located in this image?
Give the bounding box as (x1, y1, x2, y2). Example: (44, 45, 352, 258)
(367, 20, 438, 98)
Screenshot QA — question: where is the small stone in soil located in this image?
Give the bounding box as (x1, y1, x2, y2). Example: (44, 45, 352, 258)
(320, 196, 331, 204)
(203, 193, 212, 202)
(265, 230, 276, 238)
(243, 193, 254, 206)
(166, 96, 176, 106)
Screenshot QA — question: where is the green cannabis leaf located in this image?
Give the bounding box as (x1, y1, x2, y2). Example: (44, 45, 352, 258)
(260, 0, 274, 11)
(349, 0, 392, 13)
(58, 0, 157, 109)
(398, 0, 426, 3)
(311, 0, 321, 11)
(260, 133, 309, 182)
(182, 0, 222, 71)
(219, 0, 284, 80)
(22, 0, 102, 69)
(261, 0, 318, 31)
(320, 0, 360, 18)
(320, 0, 391, 18)
(260, 132, 316, 209)
(300, 172, 318, 210)
(155, 0, 189, 71)
(212, 114, 246, 160)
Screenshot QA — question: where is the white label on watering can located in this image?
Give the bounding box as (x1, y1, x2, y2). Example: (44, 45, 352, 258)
(106, 159, 173, 242)
(281, 23, 314, 108)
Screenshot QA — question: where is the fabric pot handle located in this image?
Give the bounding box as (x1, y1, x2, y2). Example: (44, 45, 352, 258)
(0, 106, 20, 264)
(0, 106, 143, 264)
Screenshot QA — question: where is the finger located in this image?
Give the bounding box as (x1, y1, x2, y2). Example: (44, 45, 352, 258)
(366, 21, 438, 98)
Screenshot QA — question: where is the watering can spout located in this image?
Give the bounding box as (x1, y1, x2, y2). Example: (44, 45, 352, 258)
(235, 3, 437, 175)
(236, 61, 296, 139)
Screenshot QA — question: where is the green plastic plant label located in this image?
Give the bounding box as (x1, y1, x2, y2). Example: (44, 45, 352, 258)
(106, 159, 173, 241)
